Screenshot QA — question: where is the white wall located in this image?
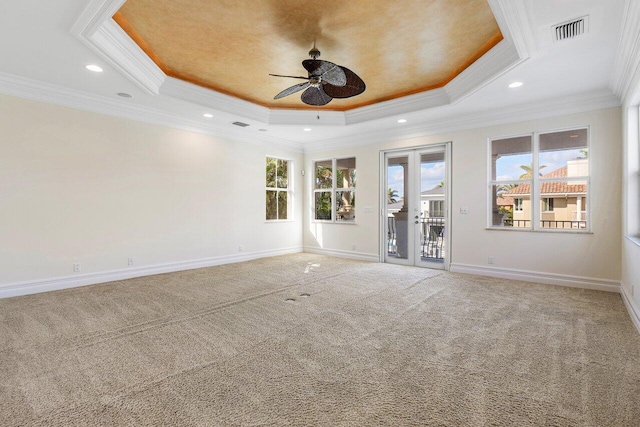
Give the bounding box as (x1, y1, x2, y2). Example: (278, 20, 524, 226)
(304, 107, 622, 288)
(0, 94, 303, 294)
(621, 104, 640, 330)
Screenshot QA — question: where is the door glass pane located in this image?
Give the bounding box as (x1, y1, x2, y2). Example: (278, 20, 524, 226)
(420, 152, 445, 262)
(387, 155, 408, 260)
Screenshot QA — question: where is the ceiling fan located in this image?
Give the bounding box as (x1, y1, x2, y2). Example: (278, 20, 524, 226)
(270, 47, 365, 106)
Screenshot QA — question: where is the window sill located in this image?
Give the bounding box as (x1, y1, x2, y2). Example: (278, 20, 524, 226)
(626, 235, 640, 247)
(265, 220, 295, 223)
(312, 220, 357, 225)
(486, 227, 593, 235)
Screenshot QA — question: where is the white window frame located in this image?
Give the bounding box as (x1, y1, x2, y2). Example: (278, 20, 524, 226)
(265, 156, 293, 222)
(488, 126, 590, 232)
(312, 157, 356, 223)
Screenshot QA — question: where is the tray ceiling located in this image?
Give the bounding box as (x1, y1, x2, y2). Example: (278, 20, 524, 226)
(114, 0, 502, 111)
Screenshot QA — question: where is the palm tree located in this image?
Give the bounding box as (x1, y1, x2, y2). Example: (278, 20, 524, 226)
(387, 188, 399, 204)
(519, 163, 546, 179)
(438, 180, 445, 188)
(580, 148, 589, 158)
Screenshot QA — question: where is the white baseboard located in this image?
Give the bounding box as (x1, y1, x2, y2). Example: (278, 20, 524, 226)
(0, 247, 303, 299)
(303, 246, 379, 262)
(450, 263, 620, 293)
(620, 283, 640, 334)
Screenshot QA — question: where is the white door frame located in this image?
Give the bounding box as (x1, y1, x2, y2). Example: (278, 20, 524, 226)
(379, 142, 452, 270)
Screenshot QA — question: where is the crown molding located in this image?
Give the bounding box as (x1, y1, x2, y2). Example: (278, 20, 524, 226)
(488, 0, 537, 59)
(610, 0, 640, 106)
(72, 0, 165, 95)
(445, 40, 523, 104)
(302, 89, 621, 153)
(344, 88, 450, 125)
(0, 71, 303, 153)
(161, 77, 270, 123)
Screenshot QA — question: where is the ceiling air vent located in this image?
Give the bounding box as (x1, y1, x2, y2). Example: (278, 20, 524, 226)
(232, 121, 250, 127)
(553, 16, 588, 42)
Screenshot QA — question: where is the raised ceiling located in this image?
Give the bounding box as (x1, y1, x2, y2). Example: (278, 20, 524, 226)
(114, 0, 502, 111)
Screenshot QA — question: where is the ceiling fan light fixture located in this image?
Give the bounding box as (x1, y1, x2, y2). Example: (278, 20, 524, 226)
(270, 47, 365, 106)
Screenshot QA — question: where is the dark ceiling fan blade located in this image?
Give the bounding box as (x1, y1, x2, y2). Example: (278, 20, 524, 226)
(269, 74, 310, 81)
(300, 85, 332, 106)
(302, 59, 346, 86)
(274, 81, 310, 99)
(322, 66, 366, 99)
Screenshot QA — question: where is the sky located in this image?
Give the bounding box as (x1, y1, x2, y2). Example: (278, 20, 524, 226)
(496, 148, 586, 181)
(387, 147, 586, 200)
(387, 160, 445, 199)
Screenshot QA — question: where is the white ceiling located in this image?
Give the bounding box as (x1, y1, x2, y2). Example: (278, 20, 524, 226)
(0, 0, 626, 151)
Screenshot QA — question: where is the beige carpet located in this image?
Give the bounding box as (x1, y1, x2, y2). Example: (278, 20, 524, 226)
(1, 253, 639, 426)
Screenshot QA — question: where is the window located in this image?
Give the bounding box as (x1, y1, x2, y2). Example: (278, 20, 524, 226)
(489, 128, 589, 231)
(266, 157, 291, 220)
(429, 200, 445, 218)
(514, 198, 523, 212)
(314, 157, 356, 222)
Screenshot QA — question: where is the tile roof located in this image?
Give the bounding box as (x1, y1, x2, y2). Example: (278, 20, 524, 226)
(502, 166, 586, 196)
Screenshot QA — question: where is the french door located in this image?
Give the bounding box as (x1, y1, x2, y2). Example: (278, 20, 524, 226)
(382, 144, 451, 269)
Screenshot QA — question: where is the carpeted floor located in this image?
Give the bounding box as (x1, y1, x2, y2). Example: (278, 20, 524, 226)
(1, 253, 639, 426)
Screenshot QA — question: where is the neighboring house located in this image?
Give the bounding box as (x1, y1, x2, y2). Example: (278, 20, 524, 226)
(421, 185, 445, 218)
(502, 158, 588, 228)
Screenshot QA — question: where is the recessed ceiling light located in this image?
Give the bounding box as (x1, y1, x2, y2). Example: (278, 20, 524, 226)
(85, 64, 103, 73)
(570, 134, 579, 138)
(117, 92, 132, 98)
(508, 81, 523, 88)
(397, 119, 407, 124)
(203, 113, 213, 118)
(303, 128, 312, 132)
(259, 129, 267, 132)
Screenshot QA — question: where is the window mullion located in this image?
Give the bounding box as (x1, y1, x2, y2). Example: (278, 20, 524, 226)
(532, 132, 540, 230)
(332, 158, 337, 222)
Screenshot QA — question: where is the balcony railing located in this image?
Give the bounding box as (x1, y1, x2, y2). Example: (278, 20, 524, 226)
(387, 217, 445, 260)
(502, 219, 587, 229)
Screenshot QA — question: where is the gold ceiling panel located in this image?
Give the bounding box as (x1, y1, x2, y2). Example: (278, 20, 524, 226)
(115, 0, 502, 110)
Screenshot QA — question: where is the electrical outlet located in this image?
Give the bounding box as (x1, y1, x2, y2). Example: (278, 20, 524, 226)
(128, 257, 134, 266)
(73, 262, 81, 272)
(460, 207, 469, 214)
(352, 244, 356, 251)
(239, 245, 243, 252)
(488, 257, 494, 265)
